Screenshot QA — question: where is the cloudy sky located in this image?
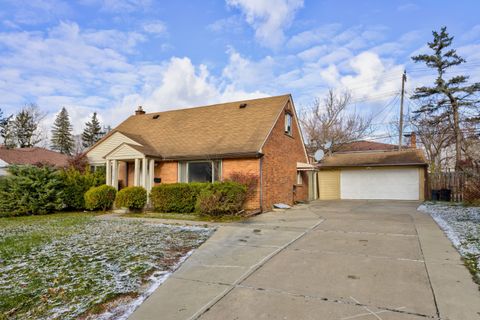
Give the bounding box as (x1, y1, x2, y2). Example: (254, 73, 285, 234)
(1, 0, 479, 141)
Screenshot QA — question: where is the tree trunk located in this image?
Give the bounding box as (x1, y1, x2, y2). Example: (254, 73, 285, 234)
(449, 95, 463, 171)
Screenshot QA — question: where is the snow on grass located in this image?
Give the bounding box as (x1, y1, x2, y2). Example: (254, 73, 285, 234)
(418, 202, 480, 283)
(0, 214, 213, 320)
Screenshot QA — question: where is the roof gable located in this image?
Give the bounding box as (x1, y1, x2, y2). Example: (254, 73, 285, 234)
(104, 143, 145, 159)
(319, 149, 427, 168)
(335, 140, 398, 153)
(101, 95, 291, 159)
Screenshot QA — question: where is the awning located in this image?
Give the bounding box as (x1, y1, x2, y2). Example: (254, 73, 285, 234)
(297, 162, 317, 171)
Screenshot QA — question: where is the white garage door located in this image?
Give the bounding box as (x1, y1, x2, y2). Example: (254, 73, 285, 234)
(340, 168, 419, 200)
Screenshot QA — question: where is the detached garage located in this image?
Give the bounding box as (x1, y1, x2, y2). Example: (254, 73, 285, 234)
(318, 149, 428, 201)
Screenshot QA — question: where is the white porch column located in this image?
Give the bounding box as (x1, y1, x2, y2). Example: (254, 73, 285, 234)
(112, 160, 118, 190)
(106, 160, 112, 186)
(142, 157, 148, 189)
(148, 159, 155, 192)
(134, 158, 140, 186)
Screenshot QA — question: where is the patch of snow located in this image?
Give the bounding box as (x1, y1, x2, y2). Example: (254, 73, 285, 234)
(273, 203, 291, 209)
(0, 219, 213, 320)
(418, 203, 480, 256)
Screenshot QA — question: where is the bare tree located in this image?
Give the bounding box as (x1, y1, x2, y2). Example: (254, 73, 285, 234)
(410, 113, 454, 173)
(411, 27, 480, 170)
(301, 89, 373, 154)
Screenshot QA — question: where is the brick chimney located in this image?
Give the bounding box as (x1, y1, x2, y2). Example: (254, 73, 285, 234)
(135, 106, 145, 115)
(410, 132, 416, 149)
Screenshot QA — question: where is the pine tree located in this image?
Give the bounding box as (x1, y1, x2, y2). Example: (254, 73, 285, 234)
(14, 104, 44, 148)
(0, 108, 14, 148)
(82, 112, 103, 148)
(0, 115, 16, 148)
(51, 107, 75, 155)
(411, 26, 480, 170)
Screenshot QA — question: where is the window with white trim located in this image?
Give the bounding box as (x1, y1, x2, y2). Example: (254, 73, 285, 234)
(178, 160, 222, 183)
(285, 112, 293, 136)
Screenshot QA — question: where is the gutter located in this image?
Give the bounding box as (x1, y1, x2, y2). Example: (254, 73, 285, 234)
(162, 151, 263, 161)
(317, 162, 429, 169)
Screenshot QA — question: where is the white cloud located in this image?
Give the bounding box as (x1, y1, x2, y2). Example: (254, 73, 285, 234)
(227, 0, 304, 48)
(79, 0, 152, 13)
(142, 20, 167, 36)
(207, 16, 244, 34)
(287, 24, 342, 49)
(3, 0, 72, 25)
(0, 22, 268, 138)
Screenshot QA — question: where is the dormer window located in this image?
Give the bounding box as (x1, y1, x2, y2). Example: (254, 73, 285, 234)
(285, 112, 293, 136)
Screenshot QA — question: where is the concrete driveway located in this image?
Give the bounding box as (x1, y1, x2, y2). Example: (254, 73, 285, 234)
(130, 201, 480, 320)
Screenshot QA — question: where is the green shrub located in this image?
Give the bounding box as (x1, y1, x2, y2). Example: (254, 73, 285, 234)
(0, 165, 64, 216)
(150, 183, 207, 213)
(59, 167, 106, 210)
(115, 186, 147, 211)
(84, 185, 117, 211)
(195, 181, 247, 216)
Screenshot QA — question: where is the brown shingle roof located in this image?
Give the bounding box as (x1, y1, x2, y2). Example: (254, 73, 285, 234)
(97, 95, 291, 159)
(318, 149, 427, 168)
(0, 147, 70, 167)
(335, 140, 398, 152)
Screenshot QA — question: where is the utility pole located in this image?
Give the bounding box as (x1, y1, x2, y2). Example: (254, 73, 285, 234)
(398, 70, 407, 150)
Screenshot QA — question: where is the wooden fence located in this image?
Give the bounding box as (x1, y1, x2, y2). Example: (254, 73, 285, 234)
(428, 164, 480, 202)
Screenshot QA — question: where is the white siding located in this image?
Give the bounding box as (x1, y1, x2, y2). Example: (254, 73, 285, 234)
(107, 144, 144, 160)
(86, 132, 141, 164)
(340, 168, 419, 200)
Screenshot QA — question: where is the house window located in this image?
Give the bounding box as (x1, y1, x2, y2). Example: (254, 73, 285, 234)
(297, 171, 303, 185)
(178, 160, 222, 183)
(285, 112, 293, 136)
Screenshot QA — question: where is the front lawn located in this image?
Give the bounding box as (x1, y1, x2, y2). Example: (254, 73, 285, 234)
(0, 213, 212, 319)
(419, 203, 480, 285)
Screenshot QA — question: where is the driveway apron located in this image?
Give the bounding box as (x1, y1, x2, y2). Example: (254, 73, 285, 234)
(130, 200, 480, 320)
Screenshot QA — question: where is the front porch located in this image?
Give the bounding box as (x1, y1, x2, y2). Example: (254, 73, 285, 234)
(105, 157, 156, 192)
(103, 142, 159, 192)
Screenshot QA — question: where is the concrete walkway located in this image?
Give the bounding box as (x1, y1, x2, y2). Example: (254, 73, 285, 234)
(129, 200, 480, 320)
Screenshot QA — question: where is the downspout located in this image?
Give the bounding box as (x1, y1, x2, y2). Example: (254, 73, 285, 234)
(259, 157, 263, 212)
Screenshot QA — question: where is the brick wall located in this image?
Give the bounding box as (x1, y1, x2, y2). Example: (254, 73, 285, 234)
(154, 161, 178, 186)
(261, 100, 309, 209)
(222, 158, 261, 210)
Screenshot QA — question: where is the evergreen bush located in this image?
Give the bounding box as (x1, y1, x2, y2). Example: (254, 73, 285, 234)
(84, 185, 117, 211)
(60, 167, 106, 210)
(150, 183, 207, 213)
(0, 165, 64, 216)
(195, 181, 246, 216)
(115, 186, 147, 211)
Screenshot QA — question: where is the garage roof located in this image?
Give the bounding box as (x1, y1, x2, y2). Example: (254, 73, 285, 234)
(318, 149, 427, 168)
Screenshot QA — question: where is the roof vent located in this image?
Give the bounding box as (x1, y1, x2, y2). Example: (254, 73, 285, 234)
(152, 114, 160, 119)
(239, 103, 247, 109)
(135, 106, 146, 115)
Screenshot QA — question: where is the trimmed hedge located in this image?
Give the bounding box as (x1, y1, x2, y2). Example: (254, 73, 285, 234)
(195, 181, 247, 216)
(150, 183, 207, 213)
(115, 186, 147, 211)
(0, 165, 64, 216)
(84, 185, 117, 211)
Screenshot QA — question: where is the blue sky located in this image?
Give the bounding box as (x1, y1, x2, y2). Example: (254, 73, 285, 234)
(1, 0, 479, 140)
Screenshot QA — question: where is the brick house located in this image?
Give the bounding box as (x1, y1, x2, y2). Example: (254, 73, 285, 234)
(85, 95, 316, 211)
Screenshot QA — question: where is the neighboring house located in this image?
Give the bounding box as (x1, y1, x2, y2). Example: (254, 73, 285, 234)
(317, 138, 428, 201)
(85, 95, 317, 211)
(0, 147, 70, 175)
